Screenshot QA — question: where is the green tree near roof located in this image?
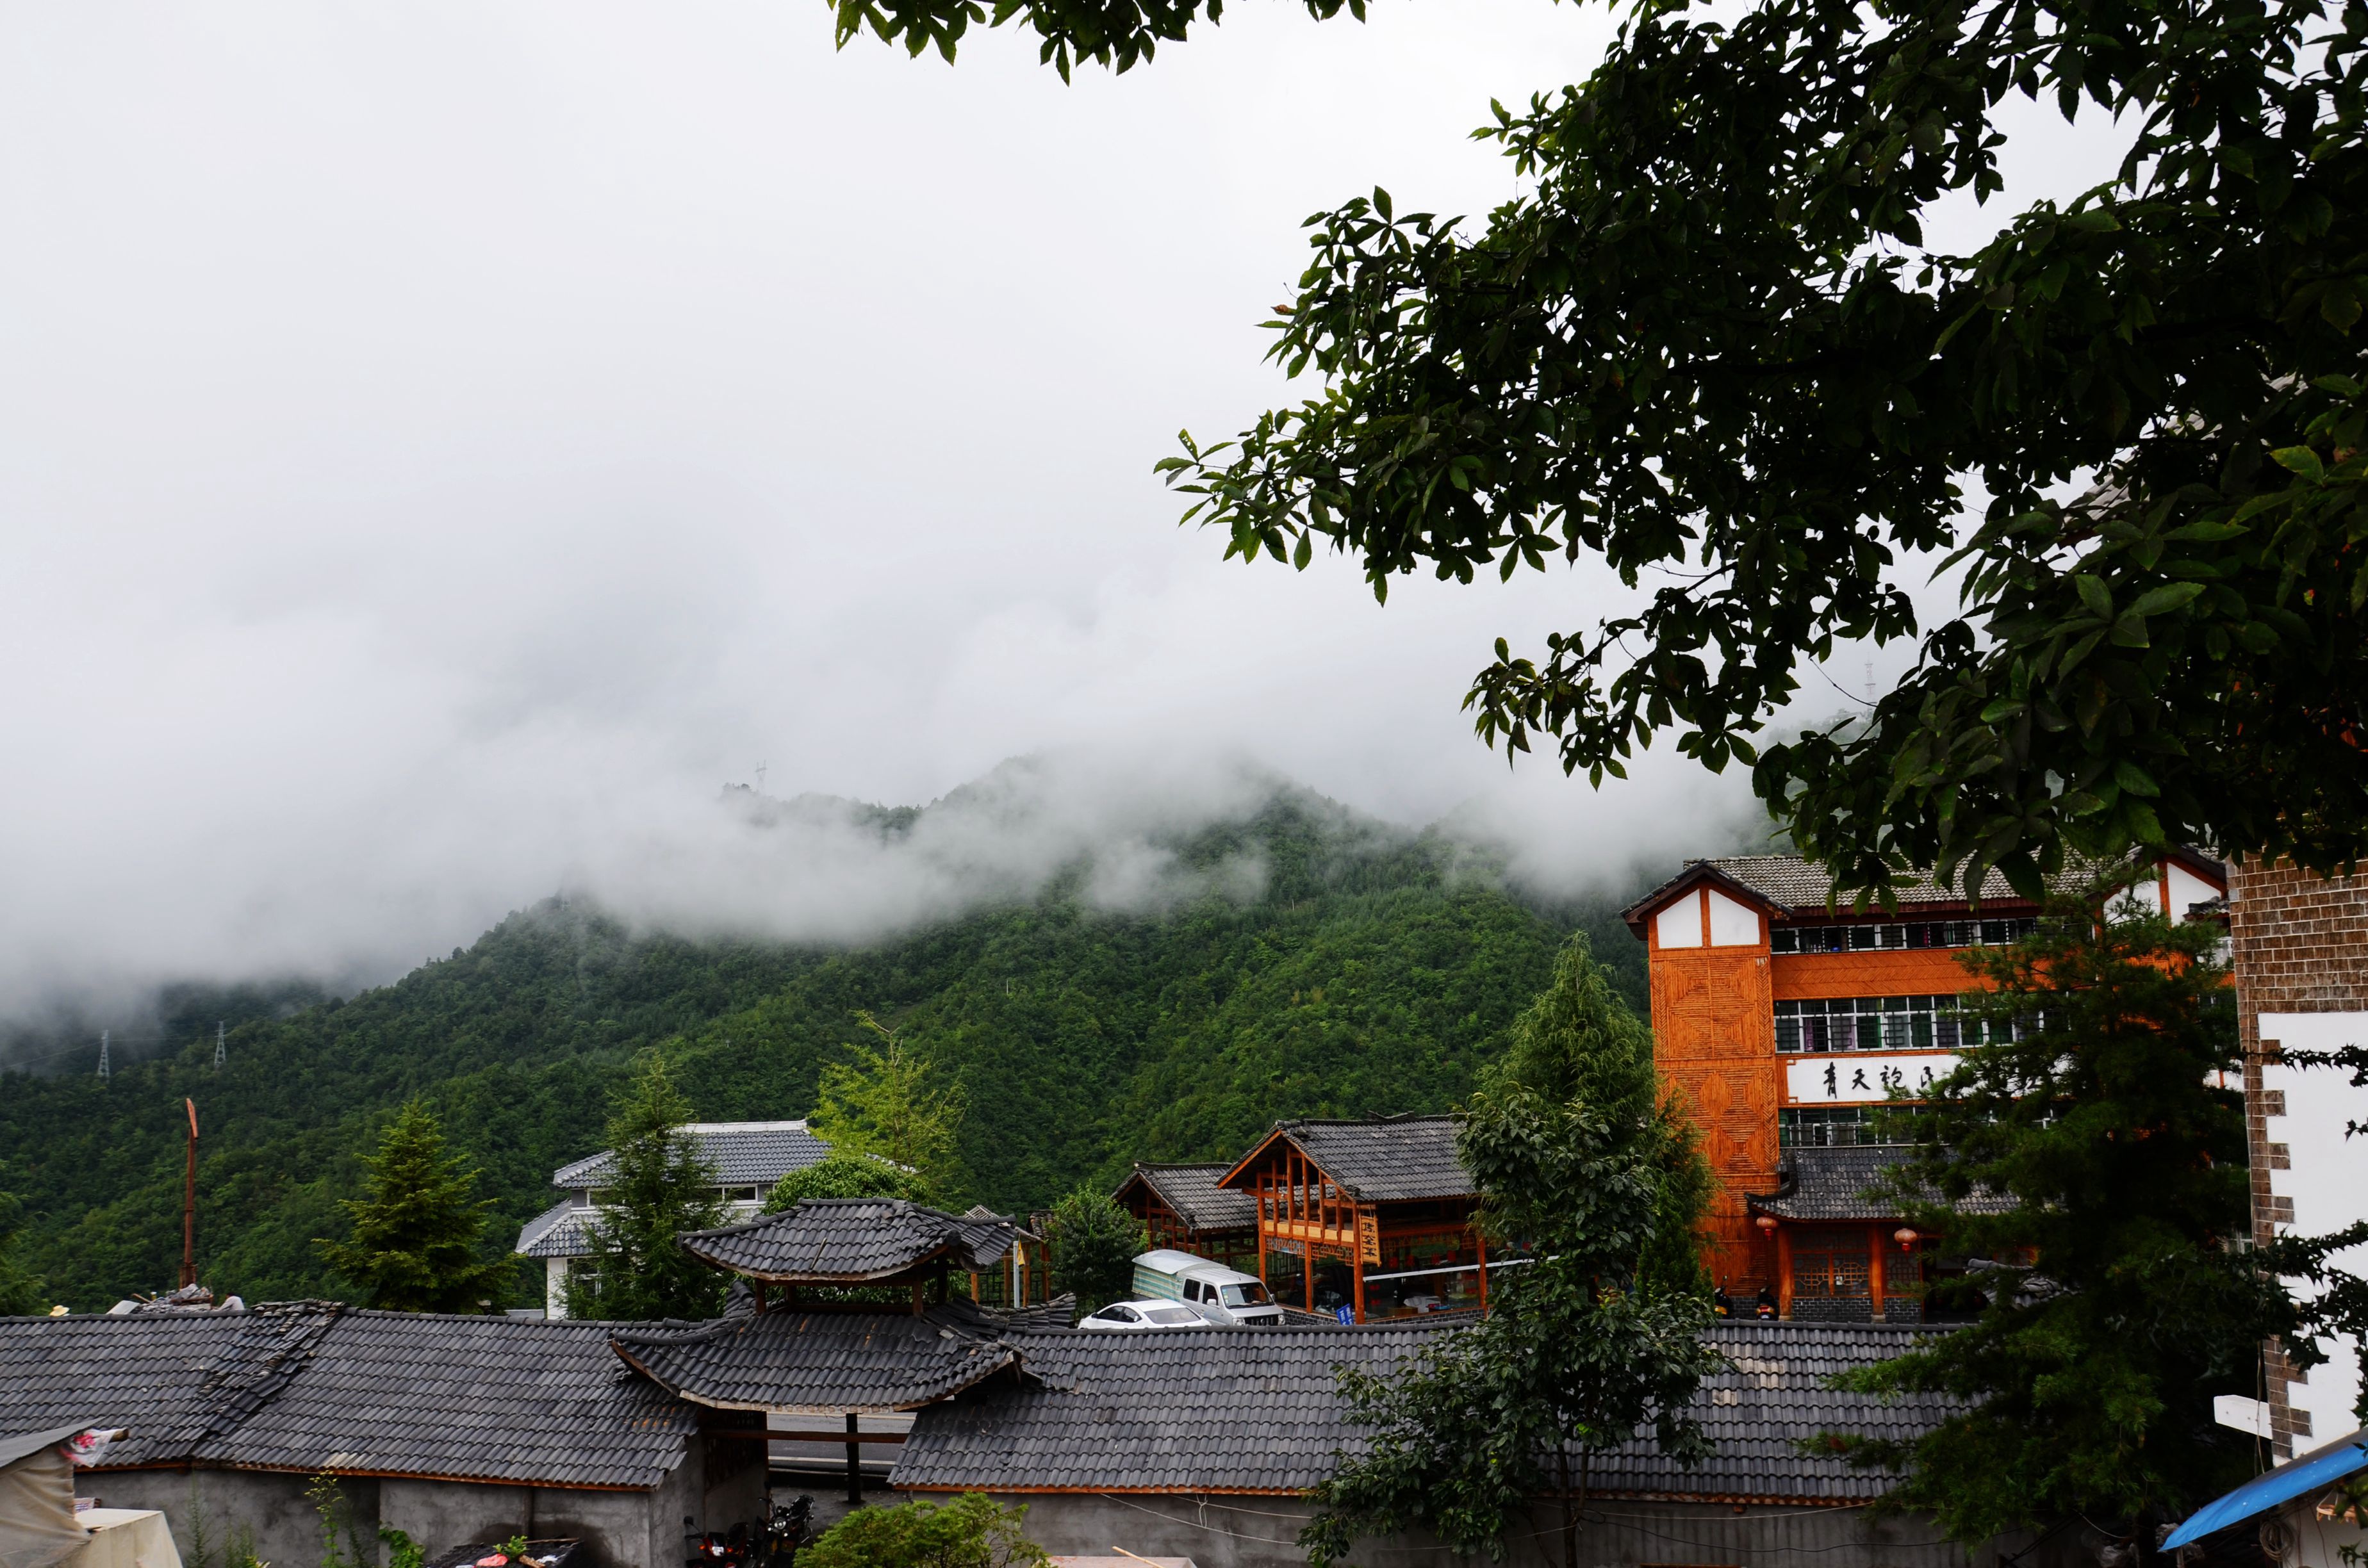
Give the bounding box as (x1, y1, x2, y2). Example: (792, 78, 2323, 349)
(0, 1189, 49, 1315)
(807, 1012, 966, 1205)
(1841, 885, 2324, 1541)
(1302, 935, 1718, 1568)
(800, 1494, 1047, 1568)
(565, 1053, 725, 1323)
(816, 0, 2368, 908)
(761, 1149, 933, 1212)
(312, 1100, 509, 1313)
(1041, 1186, 1146, 1313)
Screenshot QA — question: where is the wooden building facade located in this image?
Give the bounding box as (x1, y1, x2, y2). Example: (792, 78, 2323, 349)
(1111, 1163, 1260, 1274)
(1215, 1116, 1495, 1323)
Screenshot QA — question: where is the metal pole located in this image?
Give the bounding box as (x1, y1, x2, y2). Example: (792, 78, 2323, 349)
(844, 1412, 862, 1505)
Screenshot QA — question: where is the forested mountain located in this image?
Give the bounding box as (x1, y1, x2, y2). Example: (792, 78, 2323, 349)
(0, 783, 1661, 1311)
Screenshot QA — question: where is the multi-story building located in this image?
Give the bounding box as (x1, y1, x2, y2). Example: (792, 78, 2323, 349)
(2228, 858, 2368, 1458)
(1622, 851, 2228, 1318)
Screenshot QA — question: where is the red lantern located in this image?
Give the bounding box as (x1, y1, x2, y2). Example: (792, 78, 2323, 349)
(1755, 1214, 1779, 1233)
(1893, 1227, 1919, 1251)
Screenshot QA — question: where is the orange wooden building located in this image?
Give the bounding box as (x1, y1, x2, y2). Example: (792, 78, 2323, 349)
(1213, 1116, 1500, 1323)
(1622, 851, 2228, 1319)
(1112, 1162, 1260, 1274)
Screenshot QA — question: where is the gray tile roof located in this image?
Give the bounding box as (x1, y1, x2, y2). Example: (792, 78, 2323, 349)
(1117, 1164, 1256, 1232)
(891, 1321, 1949, 1503)
(0, 1304, 323, 1468)
(215, 1311, 696, 1487)
(552, 1120, 830, 1191)
(611, 1302, 1019, 1415)
(1224, 1117, 1475, 1204)
(1625, 849, 2224, 927)
(0, 1305, 698, 1489)
(678, 1199, 1026, 1283)
(1751, 1145, 2015, 1223)
(516, 1200, 594, 1259)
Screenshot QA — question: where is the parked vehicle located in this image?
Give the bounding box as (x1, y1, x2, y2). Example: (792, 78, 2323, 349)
(1129, 1249, 1283, 1327)
(1078, 1298, 1210, 1330)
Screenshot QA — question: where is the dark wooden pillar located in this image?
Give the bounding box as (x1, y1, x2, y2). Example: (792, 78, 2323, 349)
(844, 1412, 862, 1505)
(1867, 1224, 1887, 1319)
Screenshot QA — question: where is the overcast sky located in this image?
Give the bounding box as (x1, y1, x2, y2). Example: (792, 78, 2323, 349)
(0, 2, 2131, 1022)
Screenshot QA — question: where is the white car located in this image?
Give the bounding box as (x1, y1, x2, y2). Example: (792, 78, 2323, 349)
(1077, 1299, 1212, 1331)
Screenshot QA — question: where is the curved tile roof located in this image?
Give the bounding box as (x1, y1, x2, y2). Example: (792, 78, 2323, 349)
(610, 1303, 1017, 1415)
(1750, 1145, 2015, 1223)
(892, 1320, 1952, 1502)
(677, 1199, 1025, 1284)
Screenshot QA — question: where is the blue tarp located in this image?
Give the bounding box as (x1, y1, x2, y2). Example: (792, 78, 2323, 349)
(2163, 1429, 2368, 1549)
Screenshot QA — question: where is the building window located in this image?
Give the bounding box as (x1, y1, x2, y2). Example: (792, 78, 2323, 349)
(1772, 917, 2037, 954)
(1779, 1107, 1879, 1147)
(1791, 1229, 1871, 1299)
(1773, 995, 2019, 1053)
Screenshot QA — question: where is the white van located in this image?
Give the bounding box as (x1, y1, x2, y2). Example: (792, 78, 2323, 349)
(1130, 1249, 1283, 1327)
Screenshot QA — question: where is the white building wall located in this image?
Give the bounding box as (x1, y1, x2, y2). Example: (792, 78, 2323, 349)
(2260, 1009, 2368, 1441)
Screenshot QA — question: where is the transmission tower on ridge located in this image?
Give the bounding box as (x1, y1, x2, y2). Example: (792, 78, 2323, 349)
(97, 1029, 111, 1082)
(214, 1021, 226, 1071)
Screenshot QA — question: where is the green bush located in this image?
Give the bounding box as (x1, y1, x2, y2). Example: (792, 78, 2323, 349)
(799, 1494, 1046, 1568)
(1042, 1186, 1146, 1313)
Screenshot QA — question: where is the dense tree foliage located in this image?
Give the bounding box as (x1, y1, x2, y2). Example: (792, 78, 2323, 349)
(841, 0, 2368, 901)
(0, 1190, 49, 1316)
(762, 1150, 933, 1211)
(0, 789, 1658, 1309)
(1846, 889, 2299, 1540)
(1041, 1186, 1148, 1312)
(800, 1494, 1047, 1568)
(565, 1054, 728, 1323)
(313, 1101, 511, 1313)
(1302, 937, 1716, 1568)
(808, 1012, 967, 1202)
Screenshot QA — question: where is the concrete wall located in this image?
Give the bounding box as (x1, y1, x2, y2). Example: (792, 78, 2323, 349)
(889, 1491, 2078, 1568)
(83, 1467, 363, 1568)
(77, 1469, 693, 1568)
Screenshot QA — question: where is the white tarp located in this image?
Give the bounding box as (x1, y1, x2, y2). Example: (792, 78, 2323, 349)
(0, 1432, 87, 1568)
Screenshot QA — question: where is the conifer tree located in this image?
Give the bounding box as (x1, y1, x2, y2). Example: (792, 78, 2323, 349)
(1303, 935, 1717, 1568)
(566, 1053, 726, 1323)
(1843, 888, 2300, 1542)
(314, 1101, 509, 1313)
(807, 1011, 966, 1204)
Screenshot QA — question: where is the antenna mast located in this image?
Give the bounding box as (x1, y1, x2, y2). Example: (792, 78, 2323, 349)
(181, 1099, 199, 1288)
(97, 1029, 110, 1082)
(214, 1021, 225, 1071)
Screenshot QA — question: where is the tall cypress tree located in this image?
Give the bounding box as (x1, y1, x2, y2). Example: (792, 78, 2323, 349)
(566, 1053, 725, 1323)
(1843, 889, 2295, 1542)
(315, 1100, 510, 1313)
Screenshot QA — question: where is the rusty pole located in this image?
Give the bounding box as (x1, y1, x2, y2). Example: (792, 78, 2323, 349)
(180, 1098, 199, 1289)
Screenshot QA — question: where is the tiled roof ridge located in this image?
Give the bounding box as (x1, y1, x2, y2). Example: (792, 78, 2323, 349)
(1277, 1113, 1455, 1128)
(679, 1195, 934, 1242)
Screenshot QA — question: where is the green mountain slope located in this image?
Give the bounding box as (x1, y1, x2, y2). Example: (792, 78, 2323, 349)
(0, 786, 1653, 1311)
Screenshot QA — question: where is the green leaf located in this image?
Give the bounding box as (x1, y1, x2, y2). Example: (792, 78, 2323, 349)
(2113, 760, 2160, 797)
(2273, 446, 2327, 482)
(2073, 575, 2113, 619)
(2128, 582, 2205, 616)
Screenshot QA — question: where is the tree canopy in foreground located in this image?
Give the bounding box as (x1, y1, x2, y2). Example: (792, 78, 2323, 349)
(837, 0, 2368, 903)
